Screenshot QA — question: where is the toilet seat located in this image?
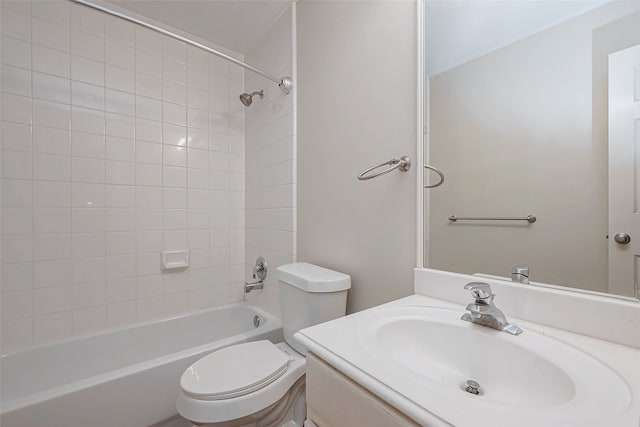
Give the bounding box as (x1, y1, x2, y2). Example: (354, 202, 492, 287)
(177, 341, 307, 425)
(180, 340, 291, 400)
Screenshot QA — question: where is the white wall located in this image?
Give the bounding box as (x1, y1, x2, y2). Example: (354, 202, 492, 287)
(244, 5, 296, 317)
(0, 0, 246, 353)
(296, 1, 417, 313)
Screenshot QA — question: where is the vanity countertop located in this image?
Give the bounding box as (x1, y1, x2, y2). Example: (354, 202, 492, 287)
(296, 294, 640, 427)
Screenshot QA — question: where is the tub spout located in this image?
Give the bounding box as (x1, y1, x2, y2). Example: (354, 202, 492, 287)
(244, 280, 264, 293)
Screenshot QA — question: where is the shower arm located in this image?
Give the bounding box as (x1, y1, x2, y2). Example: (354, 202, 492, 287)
(68, 0, 293, 94)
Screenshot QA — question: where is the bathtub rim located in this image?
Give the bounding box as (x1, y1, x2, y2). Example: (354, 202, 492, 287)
(1, 302, 282, 414)
(1, 301, 276, 358)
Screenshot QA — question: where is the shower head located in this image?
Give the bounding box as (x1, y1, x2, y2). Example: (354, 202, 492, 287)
(239, 90, 264, 107)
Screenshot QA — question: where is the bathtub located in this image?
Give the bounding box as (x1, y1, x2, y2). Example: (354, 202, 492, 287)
(0, 302, 283, 427)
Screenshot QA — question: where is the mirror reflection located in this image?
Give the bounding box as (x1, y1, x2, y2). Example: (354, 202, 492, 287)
(424, 0, 640, 298)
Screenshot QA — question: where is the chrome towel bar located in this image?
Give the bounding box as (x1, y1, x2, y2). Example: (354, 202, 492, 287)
(358, 156, 411, 180)
(449, 214, 537, 223)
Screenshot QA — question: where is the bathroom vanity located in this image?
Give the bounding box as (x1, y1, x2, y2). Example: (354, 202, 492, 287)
(297, 269, 640, 427)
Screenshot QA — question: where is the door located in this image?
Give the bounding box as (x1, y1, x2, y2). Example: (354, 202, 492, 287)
(609, 44, 640, 298)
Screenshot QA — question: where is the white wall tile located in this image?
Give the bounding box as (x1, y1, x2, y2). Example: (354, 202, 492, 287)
(33, 208, 71, 234)
(33, 259, 72, 288)
(1, 317, 33, 353)
(136, 141, 162, 164)
(106, 89, 134, 117)
(163, 102, 187, 126)
(105, 40, 134, 70)
(106, 113, 134, 139)
(1, 64, 31, 97)
(70, 4, 105, 37)
(136, 163, 162, 186)
(33, 72, 70, 104)
(1, 6, 31, 41)
(73, 305, 106, 335)
(105, 65, 134, 93)
(32, 0, 70, 26)
(72, 182, 105, 208)
(106, 300, 136, 326)
(106, 136, 134, 162)
(105, 15, 134, 47)
(1, 36, 31, 68)
(34, 181, 71, 207)
(72, 131, 105, 159)
(106, 160, 135, 185)
(163, 145, 187, 167)
(72, 232, 105, 258)
(72, 157, 105, 183)
(162, 123, 187, 147)
(34, 311, 72, 344)
(1, 150, 32, 179)
(33, 153, 71, 182)
(32, 44, 69, 78)
(72, 81, 104, 110)
(34, 126, 70, 156)
(32, 17, 70, 52)
(1, 122, 31, 152)
(163, 166, 187, 188)
(106, 208, 135, 231)
(136, 27, 161, 53)
(71, 55, 104, 86)
(72, 208, 105, 232)
(106, 185, 134, 208)
(72, 106, 104, 134)
(106, 278, 136, 303)
(71, 29, 104, 62)
(33, 99, 70, 129)
(2, 207, 33, 235)
(33, 233, 71, 261)
(135, 186, 162, 208)
(2, 93, 32, 124)
(1, 235, 32, 263)
(163, 81, 186, 105)
(1, 179, 32, 207)
(136, 51, 162, 78)
(73, 256, 106, 284)
(2, 263, 33, 294)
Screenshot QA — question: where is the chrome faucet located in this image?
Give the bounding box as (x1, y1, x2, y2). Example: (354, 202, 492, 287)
(245, 256, 267, 293)
(511, 265, 529, 284)
(461, 282, 523, 335)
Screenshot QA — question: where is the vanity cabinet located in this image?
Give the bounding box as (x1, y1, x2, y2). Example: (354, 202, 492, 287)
(306, 352, 419, 427)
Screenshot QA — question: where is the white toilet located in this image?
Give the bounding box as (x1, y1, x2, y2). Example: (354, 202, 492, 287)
(176, 263, 351, 426)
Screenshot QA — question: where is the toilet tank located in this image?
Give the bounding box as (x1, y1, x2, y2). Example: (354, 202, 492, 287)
(276, 263, 351, 354)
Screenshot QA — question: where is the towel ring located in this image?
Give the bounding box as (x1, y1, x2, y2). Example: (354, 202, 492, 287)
(358, 156, 411, 181)
(424, 164, 445, 188)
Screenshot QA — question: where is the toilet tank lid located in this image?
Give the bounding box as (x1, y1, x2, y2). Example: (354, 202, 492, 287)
(277, 263, 351, 293)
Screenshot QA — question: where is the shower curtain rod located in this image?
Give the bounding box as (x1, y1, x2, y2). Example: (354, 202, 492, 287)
(69, 0, 293, 94)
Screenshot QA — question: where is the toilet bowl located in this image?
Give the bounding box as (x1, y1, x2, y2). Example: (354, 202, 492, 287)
(176, 263, 351, 427)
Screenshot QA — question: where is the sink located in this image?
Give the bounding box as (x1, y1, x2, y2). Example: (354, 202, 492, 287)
(357, 306, 631, 419)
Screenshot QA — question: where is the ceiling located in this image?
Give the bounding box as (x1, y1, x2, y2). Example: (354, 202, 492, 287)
(426, 0, 610, 76)
(110, 0, 290, 54)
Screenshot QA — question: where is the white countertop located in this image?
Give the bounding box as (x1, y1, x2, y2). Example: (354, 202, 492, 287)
(297, 294, 640, 427)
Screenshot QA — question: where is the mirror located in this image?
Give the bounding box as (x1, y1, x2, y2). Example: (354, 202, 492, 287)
(423, 0, 640, 299)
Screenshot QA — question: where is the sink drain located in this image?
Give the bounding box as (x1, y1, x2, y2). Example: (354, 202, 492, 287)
(253, 315, 261, 328)
(463, 380, 482, 395)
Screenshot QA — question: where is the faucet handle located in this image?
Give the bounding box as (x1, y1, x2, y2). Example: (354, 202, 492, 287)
(464, 282, 492, 300)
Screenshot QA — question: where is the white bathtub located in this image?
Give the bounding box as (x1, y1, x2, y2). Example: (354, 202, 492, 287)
(0, 303, 283, 427)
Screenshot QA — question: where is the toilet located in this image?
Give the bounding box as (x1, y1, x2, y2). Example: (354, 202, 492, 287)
(176, 263, 351, 426)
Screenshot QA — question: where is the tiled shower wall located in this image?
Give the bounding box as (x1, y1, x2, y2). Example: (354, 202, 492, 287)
(0, 0, 245, 353)
(244, 5, 296, 317)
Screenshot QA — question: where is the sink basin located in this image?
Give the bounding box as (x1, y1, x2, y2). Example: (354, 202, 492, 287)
(357, 306, 631, 421)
